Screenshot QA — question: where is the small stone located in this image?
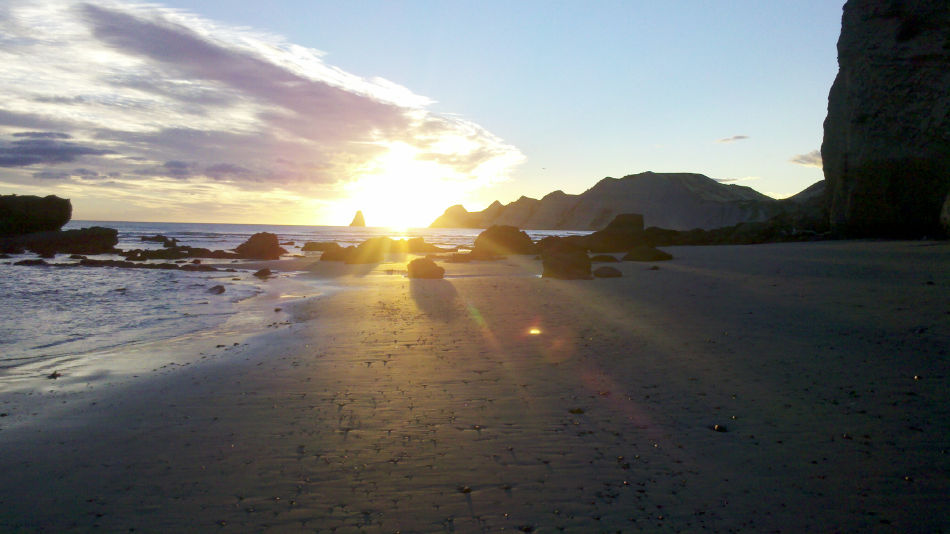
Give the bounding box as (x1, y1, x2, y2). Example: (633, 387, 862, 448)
(253, 268, 272, 279)
(47, 371, 62, 379)
(712, 424, 728, 432)
(208, 285, 225, 294)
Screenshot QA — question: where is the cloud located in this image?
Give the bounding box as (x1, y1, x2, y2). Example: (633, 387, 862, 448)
(0, 135, 114, 167)
(789, 150, 822, 168)
(716, 135, 749, 143)
(0, 0, 523, 223)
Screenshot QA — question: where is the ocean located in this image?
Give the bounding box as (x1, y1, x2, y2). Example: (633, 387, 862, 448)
(0, 221, 583, 384)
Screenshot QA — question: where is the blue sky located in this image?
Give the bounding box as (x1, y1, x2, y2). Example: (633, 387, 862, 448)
(0, 1, 842, 226)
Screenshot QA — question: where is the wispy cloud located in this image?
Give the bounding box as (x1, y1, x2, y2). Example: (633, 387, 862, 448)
(789, 150, 822, 168)
(715, 176, 759, 183)
(716, 135, 749, 143)
(0, 0, 523, 223)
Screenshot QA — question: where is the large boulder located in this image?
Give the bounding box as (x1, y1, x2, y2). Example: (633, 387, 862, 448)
(821, 0, 950, 237)
(585, 213, 647, 252)
(541, 238, 591, 279)
(0, 195, 71, 236)
(234, 232, 286, 260)
(407, 257, 445, 279)
(471, 225, 535, 259)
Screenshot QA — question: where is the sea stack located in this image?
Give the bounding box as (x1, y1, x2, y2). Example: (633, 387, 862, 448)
(349, 210, 366, 227)
(821, 0, 950, 237)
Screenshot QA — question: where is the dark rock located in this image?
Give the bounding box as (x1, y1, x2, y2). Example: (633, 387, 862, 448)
(590, 254, 620, 263)
(140, 234, 178, 247)
(593, 266, 622, 278)
(179, 264, 218, 272)
(47, 371, 62, 380)
(471, 225, 535, 259)
(234, 232, 286, 260)
(0, 195, 71, 236)
(541, 238, 591, 279)
(319, 243, 350, 261)
(208, 285, 226, 294)
(253, 268, 272, 279)
(821, 0, 950, 237)
(15, 259, 48, 266)
(350, 210, 366, 227)
(586, 213, 647, 252)
(1, 226, 118, 256)
(623, 246, 673, 262)
(346, 237, 391, 264)
(407, 257, 445, 279)
(280, 241, 294, 246)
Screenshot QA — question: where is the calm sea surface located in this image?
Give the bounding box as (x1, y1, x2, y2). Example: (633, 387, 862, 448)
(0, 221, 584, 376)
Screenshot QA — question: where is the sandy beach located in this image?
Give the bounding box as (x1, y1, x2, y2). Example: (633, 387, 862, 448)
(1, 240, 948, 532)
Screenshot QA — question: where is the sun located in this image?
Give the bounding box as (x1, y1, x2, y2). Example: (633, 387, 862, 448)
(336, 142, 476, 230)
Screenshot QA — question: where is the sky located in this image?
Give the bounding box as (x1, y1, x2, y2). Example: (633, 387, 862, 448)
(0, 0, 842, 227)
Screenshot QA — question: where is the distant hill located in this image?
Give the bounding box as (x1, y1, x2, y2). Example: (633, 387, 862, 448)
(431, 172, 820, 231)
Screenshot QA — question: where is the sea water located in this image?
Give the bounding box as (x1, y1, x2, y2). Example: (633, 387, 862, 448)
(0, 221, 583, 378)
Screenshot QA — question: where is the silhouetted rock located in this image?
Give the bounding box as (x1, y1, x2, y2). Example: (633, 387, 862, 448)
(593, 266, 622, 278)
(1, 226, 118, 256)
(471, 225, 535, 259)
(0, 194, 71, 236)
(541, 238, 591, 279)
(318, 242, 349, 261)
(234, 232, 286, 260)
(208, 285, 225, 294)
(14, 259, 48, 266)
(590, 254, 620, 263)
(140, 234, 178, 247)
(345, 237, 391, 264)
(586, 213, 647, 252)
(623, 246, 673, 262)
(253, 268, 272, 279)
(821, 0, 950, 237)
(350, 210, 366, 227)
(407, 257, 445, 279)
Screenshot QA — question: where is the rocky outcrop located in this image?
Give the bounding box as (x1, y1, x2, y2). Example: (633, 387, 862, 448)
(0, 194, 71, 236)
(0, 226, 118, 256)
(431, 172, 785, 230)
(821, 0, 950, 237)
(233, 232, 286, 260)
(407, 257, 445, 279)
(470, 225, 536, 259)
(317, 237, 454, 263)
(350, 210, 366, 227)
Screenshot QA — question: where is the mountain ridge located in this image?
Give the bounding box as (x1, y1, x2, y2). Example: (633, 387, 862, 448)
(431, 171, 820, 231)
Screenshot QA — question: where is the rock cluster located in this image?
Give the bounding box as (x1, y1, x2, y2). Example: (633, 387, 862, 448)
(821, 0, 950, 237)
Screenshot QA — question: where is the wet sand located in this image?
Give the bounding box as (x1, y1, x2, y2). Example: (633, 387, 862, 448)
(1, 240, 948, 532)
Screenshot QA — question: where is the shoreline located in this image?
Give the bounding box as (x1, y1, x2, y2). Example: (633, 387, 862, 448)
(1, 240, 948, 531)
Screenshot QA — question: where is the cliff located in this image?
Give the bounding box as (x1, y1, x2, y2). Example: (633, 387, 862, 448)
(821, 0, 950, 237)
(431, 172, 787, 231)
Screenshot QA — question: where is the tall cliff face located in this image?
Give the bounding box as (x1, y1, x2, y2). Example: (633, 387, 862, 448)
(821, 0, 950, 237)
